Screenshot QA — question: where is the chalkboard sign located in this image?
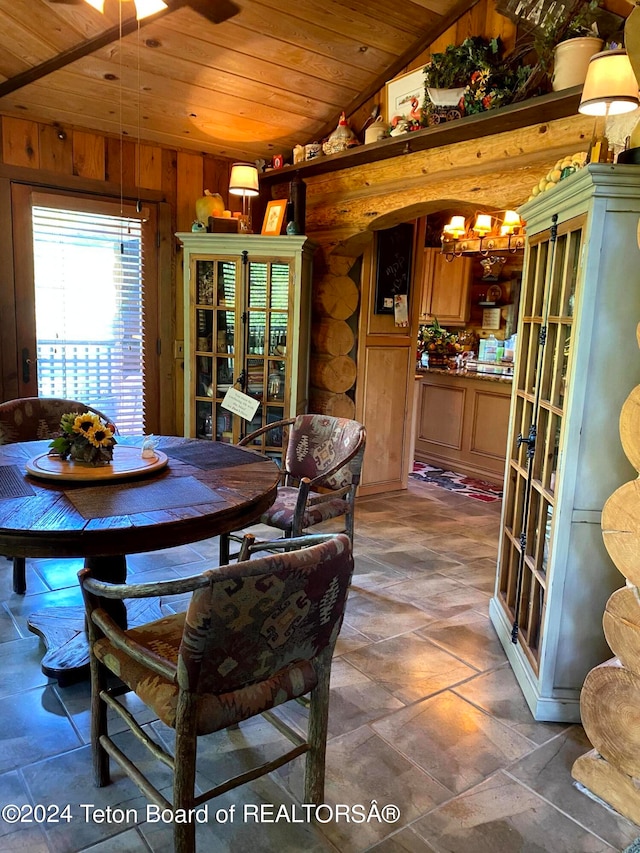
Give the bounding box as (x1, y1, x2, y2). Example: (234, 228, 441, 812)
(374, 223, 414, 315)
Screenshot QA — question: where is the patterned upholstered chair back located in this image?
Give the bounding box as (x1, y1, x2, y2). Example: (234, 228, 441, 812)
(284, 415, 366, 491)
(178, 533, 353, 699)
(0, 397, 115, 446)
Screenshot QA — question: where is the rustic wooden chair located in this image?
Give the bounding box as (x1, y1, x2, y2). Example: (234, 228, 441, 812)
(79, 532, 353, 853)
(0, 396, 116, 593)
(219, 414, 366, 564)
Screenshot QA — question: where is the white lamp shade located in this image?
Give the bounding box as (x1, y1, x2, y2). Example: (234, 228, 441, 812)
(84, 0, 105, 11)
(502, 210, 521, 231)
(229, 163, 260, 197)
(445, 215, 466, 237)
(579, 50, 639, 116)
(133, 0, 168, 18)
(474, 213, 492, 235)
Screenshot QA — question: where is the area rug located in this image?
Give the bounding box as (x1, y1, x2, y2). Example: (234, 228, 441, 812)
(410, 462, 503, 502)
(623, 840, 640, 853)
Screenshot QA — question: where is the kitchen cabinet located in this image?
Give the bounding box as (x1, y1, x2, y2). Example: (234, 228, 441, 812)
(414, 369, 511, 484)
(489, 165, 640, 722)
(419, 247, 472, 326)
(178, 233, 315, 461)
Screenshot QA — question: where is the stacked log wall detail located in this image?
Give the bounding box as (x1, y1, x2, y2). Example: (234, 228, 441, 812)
(309, 263, 359, 418)
(572, 323, 640, 825)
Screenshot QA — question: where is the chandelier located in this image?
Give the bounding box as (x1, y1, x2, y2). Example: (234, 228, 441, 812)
(441, 210, 525, 261)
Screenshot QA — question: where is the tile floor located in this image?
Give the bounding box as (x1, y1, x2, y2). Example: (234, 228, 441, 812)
(0, 476, 638, 852)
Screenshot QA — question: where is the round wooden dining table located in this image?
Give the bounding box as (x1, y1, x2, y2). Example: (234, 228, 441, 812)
(0, 435, 280, 683)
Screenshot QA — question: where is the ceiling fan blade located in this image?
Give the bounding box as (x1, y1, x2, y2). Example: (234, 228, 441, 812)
(176, 0, 240, 25)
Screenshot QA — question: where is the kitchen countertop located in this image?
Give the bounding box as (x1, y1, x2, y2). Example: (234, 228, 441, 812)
(416, 366, 513, 384)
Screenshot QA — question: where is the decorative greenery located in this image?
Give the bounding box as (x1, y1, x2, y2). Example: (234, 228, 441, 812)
(49, 411, 116, 465)
(418, 318, 461, 356)
(534, 0, 601, 72)
(422, 37, 533, 121)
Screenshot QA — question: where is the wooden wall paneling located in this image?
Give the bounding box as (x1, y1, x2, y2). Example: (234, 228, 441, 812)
(2, 117, 39, 168)
(38, 124, 73, 174)
(137, 144, 163, 190)
(158, 201, 176, 435)
(106, 136, 136, 187)
(0, 176, 17, 400)
(203, 155, 232, 210)
(176, 151, 203, 232)
(72, 130, 105, 180)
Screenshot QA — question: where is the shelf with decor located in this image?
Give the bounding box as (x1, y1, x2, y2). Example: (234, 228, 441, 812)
(259, 88, 582, 185)
(178, 233, 315, 462)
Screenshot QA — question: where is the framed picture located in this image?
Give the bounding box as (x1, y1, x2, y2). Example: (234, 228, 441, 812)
(261, 199, 287, 235)
(384, 67, 425, 123)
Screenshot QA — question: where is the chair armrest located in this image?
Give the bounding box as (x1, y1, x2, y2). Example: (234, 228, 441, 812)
(237, 417, 294, 447)
(82, 573, 211, 600)
(241, 532, 350, 558)
(307, 484, 351, 504)
(90, 608, 178, 682)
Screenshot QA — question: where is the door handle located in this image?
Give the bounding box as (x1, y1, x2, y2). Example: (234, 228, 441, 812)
(22, 348, 31, 384)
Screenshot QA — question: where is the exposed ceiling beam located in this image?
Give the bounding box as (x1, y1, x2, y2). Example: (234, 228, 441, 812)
(0, 0, 238, 99)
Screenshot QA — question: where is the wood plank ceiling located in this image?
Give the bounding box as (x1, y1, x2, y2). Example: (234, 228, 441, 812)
(0, 0, 478, 162)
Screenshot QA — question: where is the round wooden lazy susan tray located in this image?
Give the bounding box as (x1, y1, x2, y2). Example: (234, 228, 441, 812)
(25, 446, 168, 482)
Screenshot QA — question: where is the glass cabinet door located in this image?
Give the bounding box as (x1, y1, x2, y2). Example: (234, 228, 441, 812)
(240, 259, 291, 460)
(192, 257, 239, 442)
(497, 215, 585, 672)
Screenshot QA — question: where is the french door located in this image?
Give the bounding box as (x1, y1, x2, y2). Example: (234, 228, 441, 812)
(8, 184, 161, 434)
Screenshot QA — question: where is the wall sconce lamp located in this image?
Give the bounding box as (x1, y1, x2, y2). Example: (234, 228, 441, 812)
(442, 210, 524, 260)
(228, 162, 260, 232)
(84, 0, 168, 19)
(578, 50, 640, 162)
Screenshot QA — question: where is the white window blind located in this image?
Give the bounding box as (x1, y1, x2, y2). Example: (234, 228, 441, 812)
(32, 206, 146, 435)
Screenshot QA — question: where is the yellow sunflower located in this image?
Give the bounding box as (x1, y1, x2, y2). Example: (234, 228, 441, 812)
(87, 425, 114, 448)
(73, 413, 100, 435)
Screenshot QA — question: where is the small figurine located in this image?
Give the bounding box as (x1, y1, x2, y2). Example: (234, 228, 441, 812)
(141, 435, 158, 459)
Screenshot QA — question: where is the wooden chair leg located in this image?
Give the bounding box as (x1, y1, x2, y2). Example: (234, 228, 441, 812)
(304, 647, 332, 804)
(173, 693, 198, 853)
(12, 557, 26, 595)
(219, 532, 230, 565)
(90, 658, 110, 787)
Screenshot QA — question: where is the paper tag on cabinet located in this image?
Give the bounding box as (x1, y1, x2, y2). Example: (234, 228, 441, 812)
(221, 388, 260, 421)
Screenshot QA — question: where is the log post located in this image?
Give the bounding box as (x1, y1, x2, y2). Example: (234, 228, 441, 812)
(572, 322, 640, 822)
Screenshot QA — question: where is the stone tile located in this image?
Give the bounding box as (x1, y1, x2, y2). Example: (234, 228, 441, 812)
(138, 775, 338, 853)
(394, 582, 492, 621)
(344, 633, 476, 704)
(80, 829, 150, 851)
(351, 554, 409, 589)
(334, 622, 371, 657)
(278, 725, 450, 852)
(0, 770, 44, 843)
(0, 687, 81, 774)
(0, 558, 49, 598)
(125, 543, 205, 574)
(23, 734, 172, 852)
(453, 666, 567, 744)
(342, 591, 432, 642)
(372, 691, 534, 795)
(275, 658, 405, 739)
(438, 556, 497, 593)
(0, 602, 21, 644)
(31, 557, 84, 592)
(426, 534, 497, 562)
(367, 828, 438, 852)
(410, 771, 618, 852)
(0, 636, 51, 698)
(5, 585, 85, 637)
(509, 726, 640, 850)
(416, 611, 507, 673)
(369, 549, 463, 580)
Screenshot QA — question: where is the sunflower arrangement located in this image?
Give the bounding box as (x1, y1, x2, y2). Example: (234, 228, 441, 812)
(49, 411, 116, 466)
